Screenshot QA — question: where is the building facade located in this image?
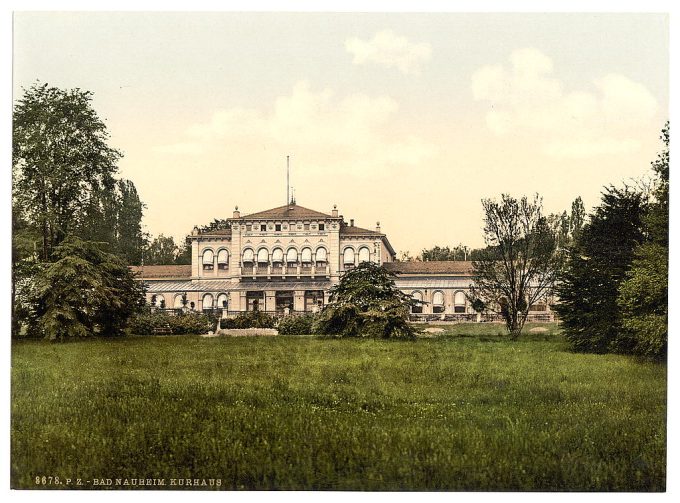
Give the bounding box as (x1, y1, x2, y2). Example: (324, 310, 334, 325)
(132, 202, 554, 321)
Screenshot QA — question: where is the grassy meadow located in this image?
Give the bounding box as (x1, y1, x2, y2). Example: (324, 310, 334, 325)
(11, 323, 666, 491)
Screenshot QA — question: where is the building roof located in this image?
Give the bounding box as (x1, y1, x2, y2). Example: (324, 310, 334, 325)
(339, 223, 382, 236)
(241, 203, 333, 221)
(197, 228, 232, 237)
(130, 265, 192, 279)
(383, 261, 474, 275)
(143, 279, 333, 293)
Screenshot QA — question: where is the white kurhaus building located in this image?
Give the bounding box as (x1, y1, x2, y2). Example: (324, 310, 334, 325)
(135, 202, 399, 314)
(132, 202, 552, 320)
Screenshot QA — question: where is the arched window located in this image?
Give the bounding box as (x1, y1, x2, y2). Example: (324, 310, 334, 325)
(217, 293, 229, 309)
(286, 248, 298, 264)
(202, 249, 214, 270)
(454, 291, 466, 313)
(257, 248, 269, 264)
(343, 248, 355, 265)
(217, 249, 229, 270)
(358, 246, 371, 263)
(432, 291, 445, 313)
(174, 295, 185, 309)
(411, 291, 423, 314)
(202, 294, 214, 310)
(242, 248, 254, 263)
(272, 248, 284, 264)
(315, 247, 327, 263)
(301, 247, 312, 264)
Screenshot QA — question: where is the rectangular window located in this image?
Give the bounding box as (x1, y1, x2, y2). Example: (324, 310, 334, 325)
(304, 223, 310, 231)
(319, 223, 325, 231)
(275, 224, 281, 231)
(260, 224, 267, 232)
(246, 224, 252, 231)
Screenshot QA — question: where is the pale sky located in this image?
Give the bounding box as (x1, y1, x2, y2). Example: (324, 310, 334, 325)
(12, 11, 669, 254)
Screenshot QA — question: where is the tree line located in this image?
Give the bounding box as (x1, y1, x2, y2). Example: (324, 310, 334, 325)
(403, 198, 584, 263)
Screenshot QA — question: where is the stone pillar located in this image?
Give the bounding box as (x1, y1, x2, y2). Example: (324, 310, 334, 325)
(265, 290, 276, 312)
(294, 290, 305, 312)
(191, 239, 200, 278)
(445, 290, 454, 314)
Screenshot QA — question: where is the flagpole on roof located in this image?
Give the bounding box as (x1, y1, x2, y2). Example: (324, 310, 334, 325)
(286, 155, 290, 205)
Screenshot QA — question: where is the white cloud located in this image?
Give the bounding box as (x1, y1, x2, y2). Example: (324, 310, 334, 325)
(154, 81, 436, 173)
(471, 48, 659, 158)
(345, 30, 431, 75)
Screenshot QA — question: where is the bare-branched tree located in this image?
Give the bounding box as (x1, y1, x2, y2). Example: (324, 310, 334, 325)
(468, 194, 559, 338)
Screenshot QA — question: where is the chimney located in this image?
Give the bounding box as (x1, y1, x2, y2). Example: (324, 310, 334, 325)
(233, 205, 240, 219)
(332, 204, 338, 218)
(350, 219, 354, 227)
(376, 221, 381, 233)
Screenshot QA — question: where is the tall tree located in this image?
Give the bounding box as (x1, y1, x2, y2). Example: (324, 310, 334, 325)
(617, 123, 669, 358)
(115, 179, 146, 265)
(421, 244, 483, 261)
(13, 82, 121, 260)
(314, 262, 417, 339)
(469, 194, 559, 338)
(555, 186, 646, 353)
(30, 236, 146, 340)
(421, 245, 457, 261)
(174, 240, 192, 265)
(144, 234, 180, 265)
(570, 196, 586, 237)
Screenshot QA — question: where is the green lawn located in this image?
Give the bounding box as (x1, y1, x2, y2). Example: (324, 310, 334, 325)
(11, 324, 666, 491)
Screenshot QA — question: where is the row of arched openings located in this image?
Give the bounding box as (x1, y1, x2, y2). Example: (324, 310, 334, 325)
(410, 290, 467, 314)
(201, 245, 375, 269)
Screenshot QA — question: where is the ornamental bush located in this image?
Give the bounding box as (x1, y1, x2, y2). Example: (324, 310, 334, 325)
(128, 311, 214, 335)
(219, 311, 276, 329)
(277, 314, 315, 335)
(313, 262, 417, 339)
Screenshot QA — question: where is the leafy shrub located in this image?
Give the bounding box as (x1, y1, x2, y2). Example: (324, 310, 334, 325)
(277, 314, 315, 335)
(128, 311, 214, 335)
(127, 311, 168, 335)
(170, 313, 214, 335)
(219, 311, 276, 330)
